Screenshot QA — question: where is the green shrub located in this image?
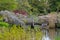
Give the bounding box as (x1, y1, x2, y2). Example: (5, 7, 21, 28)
(0, 0, 18, 11)
(0, 25, 43, 40)
(0, 22, 9, 27)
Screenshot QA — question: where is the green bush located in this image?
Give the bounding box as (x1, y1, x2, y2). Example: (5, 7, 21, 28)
(0, 22, 9, 27)
(0, 0, 18, 11)
(0, 25, 43, 40)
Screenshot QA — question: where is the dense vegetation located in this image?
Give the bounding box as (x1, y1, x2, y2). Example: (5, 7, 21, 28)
(0, 0, 60, 40)
(0, 0, 60, 15)
(0, 15, 43, 40)
(0, 0, 18, 11)
(16, 0, 60, 15)
(0, 25, 43, 40)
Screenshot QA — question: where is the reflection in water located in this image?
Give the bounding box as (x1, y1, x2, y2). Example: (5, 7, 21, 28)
(42, 36, 51, 40)
(42, 29, 56, 40)
(56, 28, 60, 36)
(42, 29, 51, 40)
(42, 28, 60, 40)
(56, 28, 60, 40)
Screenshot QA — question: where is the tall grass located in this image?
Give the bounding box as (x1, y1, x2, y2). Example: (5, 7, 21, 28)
(0, 25, 43, 40)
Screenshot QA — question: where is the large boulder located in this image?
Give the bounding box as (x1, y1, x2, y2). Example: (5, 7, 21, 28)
(0, 10, 25, 26)
(38, 12, 57, 28)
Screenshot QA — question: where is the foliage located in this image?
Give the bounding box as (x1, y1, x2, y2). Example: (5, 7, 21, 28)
(0, 25, 42, 40)
(16, 0, 60, 15)
(0, 0, 18, 11)
(0, 0, 60, 15)
(0, 22, 9, 27)
(0, 16, 9, 27)
(0, 16, 3, 22)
